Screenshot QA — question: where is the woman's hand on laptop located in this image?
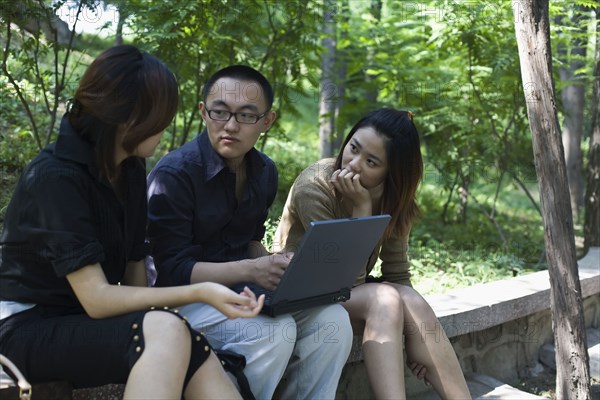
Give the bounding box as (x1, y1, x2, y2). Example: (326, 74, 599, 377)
(251, 253, 293, 291)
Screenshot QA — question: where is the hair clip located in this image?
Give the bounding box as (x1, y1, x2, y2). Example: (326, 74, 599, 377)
(68, 99, 82, 116)
(407, 111, 415, 121)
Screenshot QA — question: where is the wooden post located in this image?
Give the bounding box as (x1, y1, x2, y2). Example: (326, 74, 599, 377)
(512, 1, 591, 399)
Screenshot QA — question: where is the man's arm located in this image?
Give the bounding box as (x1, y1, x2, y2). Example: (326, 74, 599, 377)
(189, 254, 290, 292)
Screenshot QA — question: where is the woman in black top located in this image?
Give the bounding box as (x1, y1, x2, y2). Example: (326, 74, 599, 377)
(0, 45, 263, 399)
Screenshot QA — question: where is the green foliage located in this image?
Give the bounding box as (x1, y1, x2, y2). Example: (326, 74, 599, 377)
(0, 0, 101, 169)
(0, 78, 40, 169)
(264, 137, 320, 221)
(312, 0, 545, 239)
(121, 0, 322, 152)
(0, 169, 19, 232)
(264, 87, 322, 219)
(408, 240, 522, 294)
(406, 179, 546, 294)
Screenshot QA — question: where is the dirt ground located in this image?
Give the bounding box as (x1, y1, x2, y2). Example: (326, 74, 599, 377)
(516, 366, 599, 400)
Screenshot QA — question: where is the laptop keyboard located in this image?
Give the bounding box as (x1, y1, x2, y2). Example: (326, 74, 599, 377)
(232, 283, 274, 304)
(249, 285, 274, 304)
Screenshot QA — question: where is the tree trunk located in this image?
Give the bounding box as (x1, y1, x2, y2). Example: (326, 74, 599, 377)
(115, 6, 127, 46)
(332, 0, 349, 152)
(584, 7, 600, 251)
(512, 1, 591, 399)
(364, 0, 382, 104)
(318, 0, 337, 158)
(558, 5, 587, 222)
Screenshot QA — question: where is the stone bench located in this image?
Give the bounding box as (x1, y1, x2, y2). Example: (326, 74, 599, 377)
(5, 248, 599, 399)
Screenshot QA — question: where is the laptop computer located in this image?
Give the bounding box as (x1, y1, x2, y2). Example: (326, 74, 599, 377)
(255, 214, 391, 317)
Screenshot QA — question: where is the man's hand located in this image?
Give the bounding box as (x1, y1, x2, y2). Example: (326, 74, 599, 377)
(251, 252, 293, 291)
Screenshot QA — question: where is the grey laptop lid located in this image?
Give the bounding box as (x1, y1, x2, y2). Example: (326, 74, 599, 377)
(260, 214, 391, 316)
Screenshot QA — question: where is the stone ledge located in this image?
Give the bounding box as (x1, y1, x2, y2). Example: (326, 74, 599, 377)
(427, 247, 600, 338)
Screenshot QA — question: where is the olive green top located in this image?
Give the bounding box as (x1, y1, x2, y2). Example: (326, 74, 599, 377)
(274, 158, 412, 287)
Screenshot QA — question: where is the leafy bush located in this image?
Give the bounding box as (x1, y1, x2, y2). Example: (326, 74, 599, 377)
(0, 78, 43, 171)
(0, 169, 19, 232)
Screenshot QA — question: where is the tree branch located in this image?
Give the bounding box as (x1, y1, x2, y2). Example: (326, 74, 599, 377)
(2, 20, 42, 150)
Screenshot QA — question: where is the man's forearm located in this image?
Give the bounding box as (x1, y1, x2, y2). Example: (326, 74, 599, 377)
(189, 259, 256, 286)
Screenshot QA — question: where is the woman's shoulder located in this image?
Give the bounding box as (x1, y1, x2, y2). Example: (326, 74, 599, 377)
(297, 158, 336, 183)
(292, 158, 337, 200)
(21, 147, 89, 189)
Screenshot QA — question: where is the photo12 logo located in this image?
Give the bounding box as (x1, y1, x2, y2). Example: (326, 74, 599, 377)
(55, 2, 119, 32)
(389, 1, 508, 24)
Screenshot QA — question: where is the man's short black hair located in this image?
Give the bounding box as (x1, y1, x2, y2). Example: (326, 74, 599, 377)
(202, 65, 274, 109)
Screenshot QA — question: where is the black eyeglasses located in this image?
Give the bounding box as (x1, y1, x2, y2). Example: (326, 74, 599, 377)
(206, 109, 270, 124)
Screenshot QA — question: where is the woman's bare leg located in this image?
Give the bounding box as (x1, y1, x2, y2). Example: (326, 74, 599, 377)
(124, 311, 242, 400)
(344, 283, 471, 400)
(344, 283, 407, 400)
(391, 283, 471, 399)
(124, 311, 190, 399)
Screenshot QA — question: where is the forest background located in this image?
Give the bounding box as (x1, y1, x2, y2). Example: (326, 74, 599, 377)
(1, 0, 598, 296)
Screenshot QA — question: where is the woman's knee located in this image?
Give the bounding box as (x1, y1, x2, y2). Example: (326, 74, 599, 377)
(392, 284, 422, 303)
(349, 284, 404, 330)
(143, 310, 191, 346)
(347, 283, 404, 324)
(389, 284, 438, 324)
(370, 284, 404, 313)
(142, 310, 212, 386)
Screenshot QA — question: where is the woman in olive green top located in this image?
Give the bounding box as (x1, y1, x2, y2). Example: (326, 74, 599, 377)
(275, 108, 471, 399)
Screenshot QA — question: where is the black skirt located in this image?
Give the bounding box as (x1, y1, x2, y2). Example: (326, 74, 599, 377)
(0, 305, 212, 388)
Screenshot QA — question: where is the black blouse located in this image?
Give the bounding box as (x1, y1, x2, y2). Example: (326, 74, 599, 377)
(0, 116, 149, 310)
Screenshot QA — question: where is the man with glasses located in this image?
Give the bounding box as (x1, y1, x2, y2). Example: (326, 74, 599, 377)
(146, 65, 352, 399)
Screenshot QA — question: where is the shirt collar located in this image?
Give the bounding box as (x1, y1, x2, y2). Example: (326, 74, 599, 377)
(197, 130, 266, 181)
(53, 115, 99, 177)
(52, 115, 143, 183)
